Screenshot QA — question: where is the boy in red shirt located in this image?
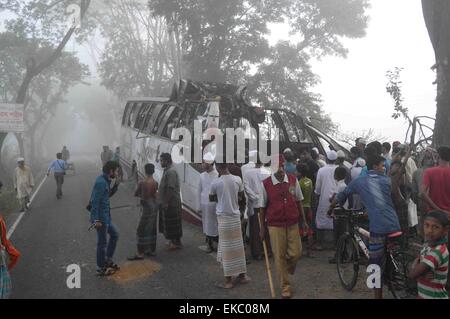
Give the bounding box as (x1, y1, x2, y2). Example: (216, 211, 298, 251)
(420, 146, 450, 290)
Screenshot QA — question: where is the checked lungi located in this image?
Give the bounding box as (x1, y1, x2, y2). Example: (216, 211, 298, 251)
(217, 214, 247, 277)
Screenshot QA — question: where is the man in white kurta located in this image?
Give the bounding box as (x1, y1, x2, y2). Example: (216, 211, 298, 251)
(13, 158, 34, 212)
(314, 151, 338, 231)
(243, 161, 268, 260)
(198, 153, 219, 253)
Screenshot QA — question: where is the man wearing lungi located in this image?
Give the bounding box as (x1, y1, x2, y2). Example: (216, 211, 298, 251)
(260, 155, 308, 299)
(159, 153, 183, 250)
(210, 163, 250, 289)
(128, 163, 159, 260)
(198, 153, 219, 253)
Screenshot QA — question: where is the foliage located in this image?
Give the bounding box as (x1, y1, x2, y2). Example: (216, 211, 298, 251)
(386, 67, 409, 121)
(95, 0, 370, 133)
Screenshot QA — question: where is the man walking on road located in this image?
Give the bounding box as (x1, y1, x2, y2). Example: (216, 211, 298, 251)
(47, 153, 67, 199)
(89, 161, 121, 276)
(260, 154, 307, 299)
(13, 158, 34, 212)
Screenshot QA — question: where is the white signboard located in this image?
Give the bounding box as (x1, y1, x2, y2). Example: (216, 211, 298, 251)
(0, 104, 25, 133)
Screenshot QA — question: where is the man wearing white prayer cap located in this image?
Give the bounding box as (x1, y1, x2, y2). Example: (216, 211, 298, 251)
(314, 149, 339, 249)
(13, 157, 34, 212)
(198, 152, 219, 252)
(326, 150, 338, 161)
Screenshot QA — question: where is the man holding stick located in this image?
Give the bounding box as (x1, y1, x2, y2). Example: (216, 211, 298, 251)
(260, 154, 308, 299)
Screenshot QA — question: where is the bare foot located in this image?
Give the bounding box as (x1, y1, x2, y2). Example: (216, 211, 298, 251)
(215, 281, 234, 289)
(236, 274, 251, 285)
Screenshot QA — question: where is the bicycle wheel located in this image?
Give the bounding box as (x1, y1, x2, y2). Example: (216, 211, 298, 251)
(336, 233, 360, 291)
(386, 250, 417, 299)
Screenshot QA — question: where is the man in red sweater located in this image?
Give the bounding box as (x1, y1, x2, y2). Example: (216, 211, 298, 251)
(260, 155, 308, 299)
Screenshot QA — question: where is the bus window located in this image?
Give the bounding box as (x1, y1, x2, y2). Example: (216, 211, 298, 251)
(122, 102, 133, 126)
(258, 110, 278, 141)
(162, 107, 181, 138)
(128, 102, 141, 128)
(141, 103, 157, 134)
(317, 136, 333, 153)
(278, 111, 299, 143)
(134, 103, 152, 130)
(152, 105, 170, 134)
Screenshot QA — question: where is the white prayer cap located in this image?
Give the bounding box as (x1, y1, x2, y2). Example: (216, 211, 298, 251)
(337, 150, 346, 158)
(312, 147, 319, 154)
(283, 148, 292, 154)
(356, 158, 366, 167)
(326, 150, 338, 161)
(17, 157, 25, 163)
(203, 152, 215, 164)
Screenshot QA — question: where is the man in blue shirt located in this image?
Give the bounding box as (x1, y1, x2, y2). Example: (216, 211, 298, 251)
(47, 153, 67, 200)
(90, 161, 121, 276)
(330, 154, 401, 299)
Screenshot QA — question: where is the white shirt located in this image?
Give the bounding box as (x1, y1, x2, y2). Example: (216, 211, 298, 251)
(210, 174, 244, 216)
(199, 168, 219, 205)
(262, 173, 304, 207)
(243, 167, 266, 209)
(314, 164, 338, 230)
(241, 161, 255, 178)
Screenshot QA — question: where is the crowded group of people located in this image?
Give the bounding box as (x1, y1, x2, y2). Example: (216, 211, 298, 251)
(2, 139, 449, 300)
(194, 138, 450, 299)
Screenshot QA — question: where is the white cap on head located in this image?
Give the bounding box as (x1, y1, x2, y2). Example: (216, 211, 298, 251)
(356, 158, 366, 167)
(326, 150, 338, 161)
(17, 157, 25, 163)
(312, 147, 319, 154)
(337, 150, 346, 158)
(283, 148, 292, 154)
(203, 152, 215, 164)
(359, 138, 367, 145)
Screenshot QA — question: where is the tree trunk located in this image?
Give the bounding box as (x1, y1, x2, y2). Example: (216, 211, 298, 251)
(11, 0, 91, 160)
(422, 0, 450, 147)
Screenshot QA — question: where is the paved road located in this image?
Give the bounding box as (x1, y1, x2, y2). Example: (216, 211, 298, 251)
(6, 156, 380, 299)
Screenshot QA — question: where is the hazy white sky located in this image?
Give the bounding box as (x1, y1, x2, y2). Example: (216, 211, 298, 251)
(272, 0, 436, 143)
(2, 1, 438, 144)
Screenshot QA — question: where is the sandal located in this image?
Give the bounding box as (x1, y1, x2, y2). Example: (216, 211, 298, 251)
(96, 267, 116, 277)
(105, 261, 120, 270)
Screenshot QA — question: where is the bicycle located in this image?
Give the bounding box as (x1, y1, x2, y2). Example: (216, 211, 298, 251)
(332, 207, 417, 299)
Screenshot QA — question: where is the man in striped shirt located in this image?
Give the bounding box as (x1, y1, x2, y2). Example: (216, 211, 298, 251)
(410, 210, 449, 299)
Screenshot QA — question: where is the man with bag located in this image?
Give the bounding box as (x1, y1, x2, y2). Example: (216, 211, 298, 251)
(47, 153, 67, 200)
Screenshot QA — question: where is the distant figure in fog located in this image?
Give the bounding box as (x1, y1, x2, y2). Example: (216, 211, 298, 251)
(47, 153, 67, 200)
(13, 158, 34, 212)
(62, 146, 70, 162)
(101, 146, 113, 167)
